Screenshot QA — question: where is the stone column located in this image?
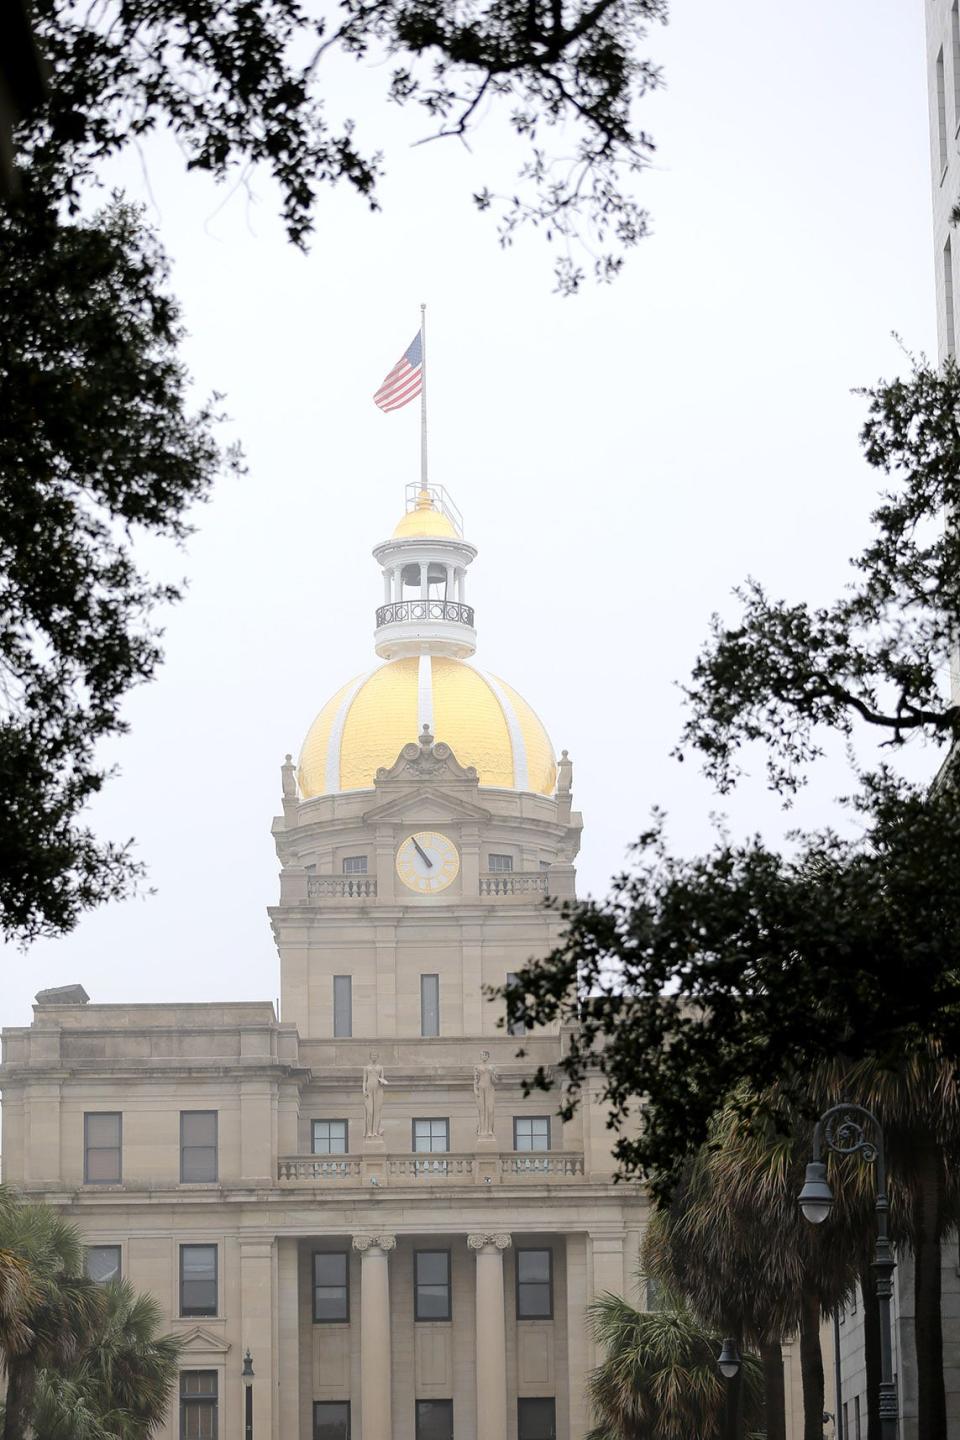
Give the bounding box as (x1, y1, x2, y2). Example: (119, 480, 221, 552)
(277, 1239, 300, 1440)
(240, 1238, 275, 1440)
(467, 1233, 511, 1440)
(382, 570, 391, 602)
(420, 562, 429, 600)
(353, 1234, 396, 1440)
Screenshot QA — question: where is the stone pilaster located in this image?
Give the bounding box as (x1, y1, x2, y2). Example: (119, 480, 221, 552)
(352, 1233, 396, 1440)
(467, 1233, 511, 1440)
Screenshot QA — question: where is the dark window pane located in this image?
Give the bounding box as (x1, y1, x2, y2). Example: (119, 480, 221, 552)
(415, 1399, 454, 1440)
(315, 1254, 347, 1286)
(181, 1112, 216, 1147)
(181, 1113, 217, 1183)
(86, 1245, 121, 1283)
(420, 975, 439, 1037)
(85, 1113, 121, 1147)
(333, 976, 352, 1037)
(314, 1253, 348, 1321)
(517, 1250, 552, 1319)
(518, 1398, 556, 1440)
(489, 853, 514, 872)
(181, 1372, 217, 1397)
(181, 1148, 218, 1182)
(85, 1148, 121, 1182)
(314, 1401, 350, 1440)
(342, 855, 368, 874)
(415, 1251, 451, 1320)
(180, 1371, 217, 1440)
(180, 1246, 217, 1317)
(416, 1252, 449, 1285)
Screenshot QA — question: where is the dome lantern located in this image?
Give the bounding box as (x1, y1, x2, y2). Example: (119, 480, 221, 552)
(372, 484, 478, 660)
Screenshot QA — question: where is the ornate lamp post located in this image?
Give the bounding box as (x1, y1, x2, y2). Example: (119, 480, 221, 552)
(717, 1337, 742, 1380)
(242, 1349, 254, 1440)
(797, 1104, 898, 1440)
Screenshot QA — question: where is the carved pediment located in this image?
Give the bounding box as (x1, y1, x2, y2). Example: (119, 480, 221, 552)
(363, 784, 491, 825)
(176, 1325, 231, 1356)
(376, 726, 478, 784)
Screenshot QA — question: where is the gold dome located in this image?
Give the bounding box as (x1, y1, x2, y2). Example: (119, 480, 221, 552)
(391, 489, 458, 540)
(298, 656, 557, 797)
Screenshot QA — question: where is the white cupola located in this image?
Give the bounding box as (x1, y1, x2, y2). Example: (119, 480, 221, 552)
(372, 484, 478, 660)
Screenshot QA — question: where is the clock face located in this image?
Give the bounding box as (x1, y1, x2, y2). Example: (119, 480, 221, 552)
(396, 831, 460, 895)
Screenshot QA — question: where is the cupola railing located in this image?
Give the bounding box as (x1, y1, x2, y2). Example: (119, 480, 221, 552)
(376, 599, 474, 627)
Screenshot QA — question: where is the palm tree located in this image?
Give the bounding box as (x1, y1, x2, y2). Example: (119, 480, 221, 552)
(0, 1199, 103, 1440)
(643, 1090, 860, 1440)
(585, 1289, 764, 1440)
(60, 1280, 181, 1439)
(813, 1049, 960, 1439)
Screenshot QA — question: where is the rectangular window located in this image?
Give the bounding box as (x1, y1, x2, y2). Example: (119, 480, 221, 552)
(506, 972, 527, 1038)
(180, 1245, 217, 1317)
(180, 1111, 218, 1183)
(84, 1112, 122, 1184)
(517, 1398, 556, 1440)
(516, 1249, 553, 1319)
(413, 1118, 449, 1152)
(855, 1395, 862, 1440)
(420, 974, 440, 1037)
(180, 1371, 217, 1440)
(85, 1245, 121, 1284)
(514, 1116, 551, 1151)
(333, 976, 353, 1038)
(314, 1402, 350, 1440)
(415, 1400, 454, 1440)
(415, 1250, 451, 1320)
(945, 238, 956, 359)
(312, 1120, 348, 1154)
(488, 853, 514, 872)
(938, 46, 949, 174)
(413, 1118, 449, 1175)
(313, 1252, 349, 1322)
(342, 855, 368, 874)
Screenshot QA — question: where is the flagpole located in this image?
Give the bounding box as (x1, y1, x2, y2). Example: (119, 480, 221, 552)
(420, 301, 428, 492)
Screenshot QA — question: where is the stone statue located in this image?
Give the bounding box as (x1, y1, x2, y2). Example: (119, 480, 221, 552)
(474, 1049, 496, 1138)
(557, 748, 573, 794)
(362, 1051, 389, 1138)
(281, 753, 297, 798)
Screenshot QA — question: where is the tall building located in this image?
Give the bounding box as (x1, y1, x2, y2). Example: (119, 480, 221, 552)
(0, 485, 647, 1440)
(826, 13, 960, 1438)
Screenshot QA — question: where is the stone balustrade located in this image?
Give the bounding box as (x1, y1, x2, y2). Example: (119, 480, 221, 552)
(478, 872, 548, 896)
(307, 875, 377, 899)
(277, 1150, 586, 1184)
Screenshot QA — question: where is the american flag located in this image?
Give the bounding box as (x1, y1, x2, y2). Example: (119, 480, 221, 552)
(373, 331, 423, 412)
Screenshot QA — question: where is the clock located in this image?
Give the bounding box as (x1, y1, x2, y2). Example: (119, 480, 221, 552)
(396, 831, 460, 895)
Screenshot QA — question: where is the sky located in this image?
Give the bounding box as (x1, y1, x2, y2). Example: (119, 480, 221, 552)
(0, 0, 943, 1027)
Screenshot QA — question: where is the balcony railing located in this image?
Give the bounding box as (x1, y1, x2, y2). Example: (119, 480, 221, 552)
(376, 600, 475, 628)
(387, 1154, 476, 1181)
(277, 1151, 587, 1184)
(307, 876, 377, 899)
(501, 1152, 585, 1179)
(278, 1156, 362, 1181)
(479, 873, 548, 896)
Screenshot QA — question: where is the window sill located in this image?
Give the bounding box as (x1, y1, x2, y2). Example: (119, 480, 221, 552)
(312, 1318, 351, 1327)
(179, 1314, 223, 1323)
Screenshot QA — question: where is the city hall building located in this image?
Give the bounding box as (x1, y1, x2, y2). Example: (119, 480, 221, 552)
(0, 486, 648, 1440)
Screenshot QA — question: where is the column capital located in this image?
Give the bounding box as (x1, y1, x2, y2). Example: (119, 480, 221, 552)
(467, 1232, 512, 1252)
(352, 1233, 397, 1254)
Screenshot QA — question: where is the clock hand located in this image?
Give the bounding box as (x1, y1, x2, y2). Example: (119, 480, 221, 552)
(412, 838, 434, 868)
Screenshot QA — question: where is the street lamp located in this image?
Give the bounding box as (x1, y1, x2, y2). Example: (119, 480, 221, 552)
(242, 1349, 254, 1440)
(717, 1336, 742, 1380)
(798, 1104, 898, 1440)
